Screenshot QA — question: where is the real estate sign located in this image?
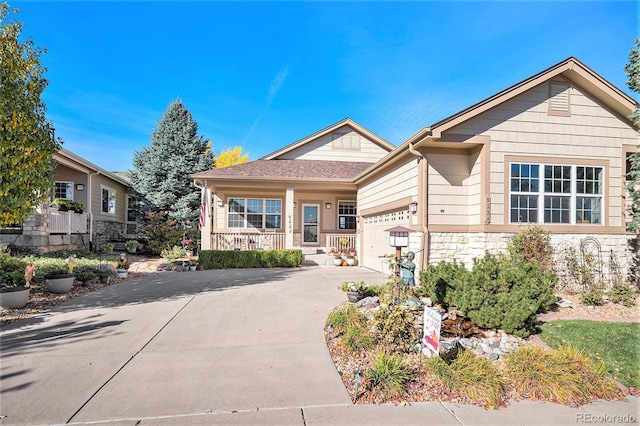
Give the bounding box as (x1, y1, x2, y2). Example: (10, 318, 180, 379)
(423, 307, 441, 354)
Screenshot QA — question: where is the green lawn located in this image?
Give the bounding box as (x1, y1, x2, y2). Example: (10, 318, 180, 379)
(539, 320, 640, 389)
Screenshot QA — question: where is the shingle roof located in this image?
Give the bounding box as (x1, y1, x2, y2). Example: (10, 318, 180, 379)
(192, 159, 374, 181)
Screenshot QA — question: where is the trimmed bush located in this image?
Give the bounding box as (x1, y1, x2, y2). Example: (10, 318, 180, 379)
(459, 254, 557, 337)
(198, 250, 302, 269)
(419, 260, 467, 308)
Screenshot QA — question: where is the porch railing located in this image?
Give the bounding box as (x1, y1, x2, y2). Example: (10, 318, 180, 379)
(326, 234, 357, 253)
(49, 211, 88, 234)
(211, 232, 286, 251)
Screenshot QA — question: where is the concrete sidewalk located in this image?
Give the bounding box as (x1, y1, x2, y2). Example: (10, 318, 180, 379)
(1, 267, 638, 425)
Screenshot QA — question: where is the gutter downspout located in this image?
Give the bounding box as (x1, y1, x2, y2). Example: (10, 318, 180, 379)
(88, 170, 100, 246)
(408, 142, 429, 272)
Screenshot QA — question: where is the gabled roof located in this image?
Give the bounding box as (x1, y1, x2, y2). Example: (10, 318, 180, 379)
(55, 148, 131, 187)
(356, 57, 637, 183)
(418, 57, 637, 144)
(192, 159, 373, 181)
(260, 117, 395, 160)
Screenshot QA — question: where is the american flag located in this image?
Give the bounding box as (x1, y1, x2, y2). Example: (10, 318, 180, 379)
(198, 190, 206, 231)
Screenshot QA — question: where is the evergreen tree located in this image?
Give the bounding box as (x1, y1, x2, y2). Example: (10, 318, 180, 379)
(129, 100, 214, 223)
(0, 3, 61, 228)
(625, 39, 640, 231)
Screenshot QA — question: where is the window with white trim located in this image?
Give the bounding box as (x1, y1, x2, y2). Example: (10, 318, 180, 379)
(54, 181, 73, 200)
(101, 186, 116, 214)
(228, 198, 282, 229)
(509, 163, 603, 225)
(338, 200, 357, 230)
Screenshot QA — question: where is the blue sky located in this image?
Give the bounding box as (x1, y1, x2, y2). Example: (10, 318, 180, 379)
(11, 1, 639, 171)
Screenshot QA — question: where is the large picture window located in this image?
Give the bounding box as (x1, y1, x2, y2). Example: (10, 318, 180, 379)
(228, 198, 281, 229)
(338, 200, 357, 230)
(510, 162, 603, 225)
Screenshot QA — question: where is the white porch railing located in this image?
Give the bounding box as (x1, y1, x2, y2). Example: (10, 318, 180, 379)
(49, 211, 88, 234)
(326, 234, 357, 253)
(211, 232, 286, 251)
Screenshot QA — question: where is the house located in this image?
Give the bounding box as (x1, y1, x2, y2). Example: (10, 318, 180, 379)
(1, 148, 136, 253)
(194, 57, 638, 275)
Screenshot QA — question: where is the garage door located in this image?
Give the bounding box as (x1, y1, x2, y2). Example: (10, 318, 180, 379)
(361, 212, 409, 274)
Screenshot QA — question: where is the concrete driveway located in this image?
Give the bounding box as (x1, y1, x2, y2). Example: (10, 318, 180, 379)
(1, 266, 637, 425)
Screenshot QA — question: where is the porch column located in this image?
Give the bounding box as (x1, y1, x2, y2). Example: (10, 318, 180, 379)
(285, 186, 294, 249)
(201, 184, 212, 250)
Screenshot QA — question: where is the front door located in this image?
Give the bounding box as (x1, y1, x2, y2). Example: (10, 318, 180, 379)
(302, 204, 319, 244)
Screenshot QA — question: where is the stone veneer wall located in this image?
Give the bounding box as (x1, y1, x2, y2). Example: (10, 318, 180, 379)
(428, 232, 634, 281)
(92, 220, 125, 244)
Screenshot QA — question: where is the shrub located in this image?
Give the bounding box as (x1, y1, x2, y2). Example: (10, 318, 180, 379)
(371, 295, 420, 354)
(457, 253, 557, 337)
(419, 260, 467, 308)
(327, 304, 366, 335)
(503, 344, 622, 406)
(366, 353, 411, 398)
(506, 225, 554, 272)
(424, 350, 507, 409)
(341, 281, 368, 292)
(342, 324, 375, 353)
(198, 250, 302, 269)
(161, 245, 187, 262)
(141, 211, 183, 255)
(607, 282, 637, 307)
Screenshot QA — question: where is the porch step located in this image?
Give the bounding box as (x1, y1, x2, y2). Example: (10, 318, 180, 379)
(300, 248, 325, 255)
(302, 252, 331, 267)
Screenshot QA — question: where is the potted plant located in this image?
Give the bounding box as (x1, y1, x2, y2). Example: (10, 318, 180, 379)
(116, 260, 129, 278)
(51, 198, 72, 212)
(340, 280, 368, 303)
(74, 266, 97, 286)
(70, 201, 84, 213)
(43, 265, 75, 294)
(333, 255, 343, 266)
(102, 243, 114, 254)
(188, 261, 198, 271)
(96, 267, 113, 283)
(125, 240, 139, 254)
(0, 255, 30, 309)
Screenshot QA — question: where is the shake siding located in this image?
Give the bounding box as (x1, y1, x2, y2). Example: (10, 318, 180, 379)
(427, 153, 474, 225)
(359, 160, 418, 211)
(278, 127, 389, 162)
(444, 81, 637, 226)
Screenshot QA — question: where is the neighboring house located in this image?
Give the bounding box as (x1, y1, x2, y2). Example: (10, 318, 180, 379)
(194, 57, 638, 276)
(1, 148, 136, 253)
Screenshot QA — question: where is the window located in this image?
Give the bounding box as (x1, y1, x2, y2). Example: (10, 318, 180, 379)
(228, 198, 281, 229)
(509, 162, 603, 225)
(338, 200, 357, 230)
(101, 186, 116, 214)
(54, 181, 73, 200)
(126, 195, 138, 222)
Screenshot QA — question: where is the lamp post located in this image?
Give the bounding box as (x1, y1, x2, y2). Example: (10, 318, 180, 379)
(385, 226, 412, 299)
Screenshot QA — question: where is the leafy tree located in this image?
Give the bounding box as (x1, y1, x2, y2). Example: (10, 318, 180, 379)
(129, 100, 214, 223)
(215, 146, 249, 169)
(0, 3, 61, 228)
(625, 39, 640, 231)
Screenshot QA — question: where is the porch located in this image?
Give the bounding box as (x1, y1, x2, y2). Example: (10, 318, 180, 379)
(49, 211, 89, 234)
(210, 232, 357, 253)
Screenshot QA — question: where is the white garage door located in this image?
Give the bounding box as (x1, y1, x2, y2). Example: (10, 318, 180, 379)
(361, 212, 410, 274)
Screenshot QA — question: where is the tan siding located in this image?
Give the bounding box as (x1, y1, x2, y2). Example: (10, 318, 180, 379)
(278, 125, 389, 163)
(91, 174, 127, 223)
(358, 159, 418, 212)
(445, 81, 637, 227)
(427, 153, 476, 226)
